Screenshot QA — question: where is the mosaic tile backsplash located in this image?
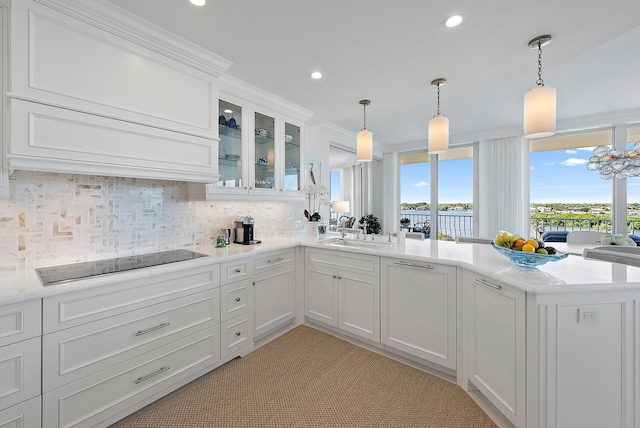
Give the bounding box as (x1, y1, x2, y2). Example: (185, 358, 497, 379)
(0, 171, 303, 270)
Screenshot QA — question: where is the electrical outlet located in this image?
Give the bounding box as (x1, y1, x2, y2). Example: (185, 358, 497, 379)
(578, 307, 599, 323)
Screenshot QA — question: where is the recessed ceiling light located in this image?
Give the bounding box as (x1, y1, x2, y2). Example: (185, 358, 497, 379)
(310, 71, 322, 79)
(445, 15, 463, 28)
(189, 0, 206, 6)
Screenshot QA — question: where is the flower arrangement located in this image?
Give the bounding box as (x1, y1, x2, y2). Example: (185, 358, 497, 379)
(304, 184, 330, 221)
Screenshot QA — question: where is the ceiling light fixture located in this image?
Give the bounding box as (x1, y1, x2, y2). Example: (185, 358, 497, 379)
(428, 78, 449, 154)
(523, 35, 556, 139)
(356, 100, 373, 162)
(310, 71, 322, 79)
(189, 0, 206, 6)
(587, 143, 640, 179)
(445, 15, 463, 28)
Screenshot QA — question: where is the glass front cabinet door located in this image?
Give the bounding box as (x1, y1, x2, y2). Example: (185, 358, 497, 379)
(198, 96, 304, 200)
(215, 99, 246, 193)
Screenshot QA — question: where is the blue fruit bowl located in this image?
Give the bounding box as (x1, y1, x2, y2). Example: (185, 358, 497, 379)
(491, 242, 568, 268)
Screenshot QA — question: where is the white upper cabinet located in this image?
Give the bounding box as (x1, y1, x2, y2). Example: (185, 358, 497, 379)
(7, 0, 232, 182)
(189, 76, 311, 200)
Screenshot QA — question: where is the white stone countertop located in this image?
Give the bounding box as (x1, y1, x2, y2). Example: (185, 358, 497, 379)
(3, 232, 640, 305)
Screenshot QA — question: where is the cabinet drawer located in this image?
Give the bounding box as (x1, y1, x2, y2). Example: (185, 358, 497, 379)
(0, 337, 41, 411)
(43, 289, 219, 392)
(220, 258, 253, 285)
(220, 313, 253, 360)
(0, 396, 41, 428)
(43, 327, 220, 428)
(43, 264, 219, 333)
(254, 249, 294, 272)
(306, 248, 379, 275)
(0, 299, 41, 347)
(220, 280, 253, 322)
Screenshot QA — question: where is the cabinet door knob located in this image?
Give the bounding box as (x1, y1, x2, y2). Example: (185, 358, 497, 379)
(332, 274, 337, 278)
(235, 297, 241, 302)
(338, 276, 342, 279)
(235, 331, 241, 336)
(252, 281, 256, 285)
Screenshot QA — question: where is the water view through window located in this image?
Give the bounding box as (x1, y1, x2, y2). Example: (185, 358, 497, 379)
(400, 147, 473, 240)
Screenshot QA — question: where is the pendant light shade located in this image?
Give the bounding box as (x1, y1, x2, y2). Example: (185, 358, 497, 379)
(523, 85, 556, 139)
(356, 99, 373, 162)
(523, 35, 556, 139)
(428, 78, 449, 154)
(428, 115, 450, 154)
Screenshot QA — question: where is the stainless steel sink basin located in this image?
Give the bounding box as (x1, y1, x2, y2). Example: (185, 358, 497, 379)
(318, 237, 393, 249)
(582, 245, 640, 267)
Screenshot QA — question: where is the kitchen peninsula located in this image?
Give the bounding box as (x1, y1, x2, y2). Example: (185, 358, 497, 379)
(2, 235, 639, 428)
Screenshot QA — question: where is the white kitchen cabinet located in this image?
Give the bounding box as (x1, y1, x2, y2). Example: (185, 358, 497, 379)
(253, 249, 296, 339)
(41, 263, 223, 428)
(380, 258, 457, 370)
(188, 80, 310, 201)
(43, 327, 220, 428)
(526, 291, 635, 428)
(462, 270, 526, 428)
(8, 0, 230, 182)
(0, 396, 41, 428)
(304, 248, 380, 342)
(0, 298, 41, 420)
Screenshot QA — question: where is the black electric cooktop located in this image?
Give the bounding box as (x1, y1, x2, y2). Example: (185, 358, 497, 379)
(35, 249, 208, 286)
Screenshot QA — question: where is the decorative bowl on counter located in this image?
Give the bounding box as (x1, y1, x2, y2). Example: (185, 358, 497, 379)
(285, 134, 293, 143)
(491, 242, 568, 268)
(255, 128, 268, 137)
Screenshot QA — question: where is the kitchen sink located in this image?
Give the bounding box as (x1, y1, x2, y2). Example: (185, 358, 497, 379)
(582, 245, 640, 267)
(318, 237, 393, 250)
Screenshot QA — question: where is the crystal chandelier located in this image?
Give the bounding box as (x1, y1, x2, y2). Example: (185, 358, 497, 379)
(587, 142, 640, 179)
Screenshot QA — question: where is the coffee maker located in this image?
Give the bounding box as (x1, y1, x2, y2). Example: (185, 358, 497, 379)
(233, 216, 261, 245)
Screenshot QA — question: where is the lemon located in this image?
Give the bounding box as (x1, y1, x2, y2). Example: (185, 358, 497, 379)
(522, 243, 535, 253)
(525, 239, 539, 249)
(536, 248, 548, 254)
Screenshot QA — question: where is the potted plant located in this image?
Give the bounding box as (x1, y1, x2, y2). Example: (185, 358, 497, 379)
(304, 184, 329, 221)
(359, 214, 381, 235)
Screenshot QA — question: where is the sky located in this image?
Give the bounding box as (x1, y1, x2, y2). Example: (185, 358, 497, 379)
(333, 145, 640, 206)
(400, 146, 640, 205)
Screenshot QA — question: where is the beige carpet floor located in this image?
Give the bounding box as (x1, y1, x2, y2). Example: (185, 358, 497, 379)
(114, 325, 497, 428)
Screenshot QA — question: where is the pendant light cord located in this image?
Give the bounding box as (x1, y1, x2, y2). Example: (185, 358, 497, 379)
(436, 83, 441, 115)
(536, 41, 544, 86)
(362, 103, 367, 129)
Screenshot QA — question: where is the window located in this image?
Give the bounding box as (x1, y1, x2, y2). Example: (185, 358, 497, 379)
(626, 125, 640, 238)
(400, 152, 430, 236)
(436, 146, 474, 240)
(529, 130, 613, 239)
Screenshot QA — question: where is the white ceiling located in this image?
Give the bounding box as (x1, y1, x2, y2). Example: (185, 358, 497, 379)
(107, 0, 640, 149)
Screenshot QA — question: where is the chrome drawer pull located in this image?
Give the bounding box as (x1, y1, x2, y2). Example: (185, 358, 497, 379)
(135, 322, 170, 336)
(267, 257, 285, 263)
(474, 278, 502, 290)
(135, 366, 169, 384)
(235, 268, 241, 273)
(235, 297, 241, 302)
(235, 331, 241, 336)
(395, 260, 433, 269)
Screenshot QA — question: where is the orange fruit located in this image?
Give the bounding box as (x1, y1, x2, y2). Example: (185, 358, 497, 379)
(513, 239, 525, 248)
(522, 243, 535, 253)
(525, 239, 539, 249)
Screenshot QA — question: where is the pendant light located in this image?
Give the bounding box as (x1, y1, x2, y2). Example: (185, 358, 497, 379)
(523, 35, 556, 139)
(428, 78, 449, 154)
(356, 99, 373, 162)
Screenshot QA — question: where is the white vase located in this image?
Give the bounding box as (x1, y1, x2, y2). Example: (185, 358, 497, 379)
(306, 221, 319, 235)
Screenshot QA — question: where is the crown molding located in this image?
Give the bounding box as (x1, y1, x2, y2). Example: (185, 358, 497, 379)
(219, 74, 313, 122)
(34, 0, 233, 77)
